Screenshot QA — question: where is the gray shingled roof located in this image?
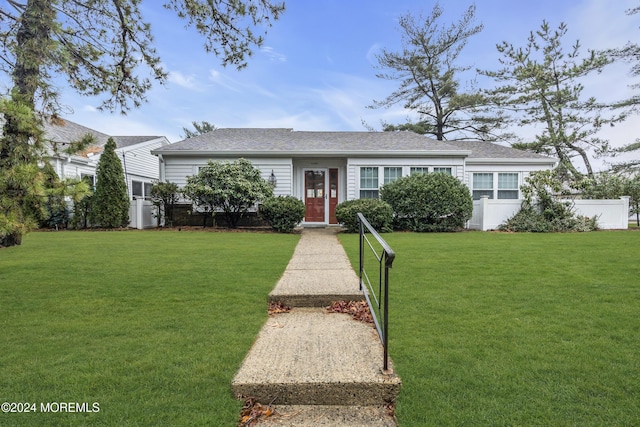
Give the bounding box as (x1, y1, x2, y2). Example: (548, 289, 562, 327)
(444, 140, 555, 161)
(153, 128, 557, 163)
(112, 135, 163, 148)
(43, 119, 111, 147)
(43, 118, 162, 153)
(154, 128, 469, 156)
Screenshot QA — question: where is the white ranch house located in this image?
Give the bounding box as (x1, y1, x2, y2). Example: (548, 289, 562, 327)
(152, 128, 560, 227)
(45, 119, 169, 200)
(44, 119, 169, 228)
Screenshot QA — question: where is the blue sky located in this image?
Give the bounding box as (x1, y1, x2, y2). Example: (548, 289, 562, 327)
(55, 0, 638, 166)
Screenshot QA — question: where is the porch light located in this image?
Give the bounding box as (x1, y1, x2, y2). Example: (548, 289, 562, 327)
(268, 170, 277, 187)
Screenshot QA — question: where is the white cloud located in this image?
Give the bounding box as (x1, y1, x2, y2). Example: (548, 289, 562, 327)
(366, 43, 383, 66)
(260, 46, 287, 62)
(167, 71, 199, 90)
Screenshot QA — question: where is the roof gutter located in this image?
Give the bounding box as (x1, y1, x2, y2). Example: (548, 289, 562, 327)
(150, 149, 473, 158)
(468, 157, 558, 165)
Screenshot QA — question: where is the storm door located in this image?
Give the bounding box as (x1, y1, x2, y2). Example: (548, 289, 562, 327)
(304, 170, 325, 222)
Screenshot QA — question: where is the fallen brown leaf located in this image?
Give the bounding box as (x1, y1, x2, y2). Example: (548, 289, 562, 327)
(268, 301, 291, 315)
(238, 397, 276, 426)
(326, 300, 374, 324)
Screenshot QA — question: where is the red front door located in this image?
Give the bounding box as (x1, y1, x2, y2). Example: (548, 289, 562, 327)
(329, 168, 338, 224)
(305, 170, 325, 222)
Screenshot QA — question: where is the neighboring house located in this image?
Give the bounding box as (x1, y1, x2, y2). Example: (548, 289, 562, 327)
(44, 118, 170, 200)
(152, 128, 558, 226)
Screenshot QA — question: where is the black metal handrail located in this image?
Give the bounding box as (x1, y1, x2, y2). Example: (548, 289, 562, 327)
(357, 212, 395, 372)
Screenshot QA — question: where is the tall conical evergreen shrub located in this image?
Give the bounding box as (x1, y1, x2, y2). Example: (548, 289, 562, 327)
(91, 138, 129, 228)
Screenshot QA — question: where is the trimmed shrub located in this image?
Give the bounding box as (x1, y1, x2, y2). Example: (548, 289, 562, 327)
(335, 198, 393, 233)
(380, 173, 472, 232)
(260, 196, 305, 233)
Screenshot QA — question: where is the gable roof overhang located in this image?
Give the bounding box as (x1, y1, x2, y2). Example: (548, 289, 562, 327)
(467, 157, 558, 166)
(151, 128, 473, 159)
(151, 148, 472, 158)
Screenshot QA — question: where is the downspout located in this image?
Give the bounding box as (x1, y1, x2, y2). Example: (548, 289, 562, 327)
(121, 151, 130, 199)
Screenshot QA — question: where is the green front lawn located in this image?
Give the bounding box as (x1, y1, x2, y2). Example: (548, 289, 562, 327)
(340, 231, 640, 426)
(0, 230, 299, 426)
(3, 229, 638, 426)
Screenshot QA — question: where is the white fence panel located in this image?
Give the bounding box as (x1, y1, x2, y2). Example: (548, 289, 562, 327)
(469, 197, 520, 231)
(569, 197, 630, 230)
(128, 198, 158, 229)
(468, 196, 630, 231)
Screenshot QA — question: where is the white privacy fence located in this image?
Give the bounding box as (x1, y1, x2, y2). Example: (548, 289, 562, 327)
(128, 198, 158, 229)
(469, 196, 630, 231)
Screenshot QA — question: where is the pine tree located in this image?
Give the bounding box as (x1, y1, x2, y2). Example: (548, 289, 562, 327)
(482, 21, 627, 182)
(91, 138, 129, 228)
(0, 0, 284, 246)
(370, 4, 506, 141)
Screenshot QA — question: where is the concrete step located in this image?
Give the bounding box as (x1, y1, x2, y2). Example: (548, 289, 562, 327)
(268, 270, 364, 307)
(249, 405, 397, 426)
(268, 248, 363, 307)
(232, 308, 402, 406)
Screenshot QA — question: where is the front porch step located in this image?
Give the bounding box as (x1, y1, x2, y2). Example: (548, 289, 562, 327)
(268, 245, 363, 307)
(231, 308, 402, 406)
(268, 268, 363, 307)
(251, 405, 397, 426)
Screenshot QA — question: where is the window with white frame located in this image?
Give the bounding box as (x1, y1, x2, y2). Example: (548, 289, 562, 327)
(410, 167, 428, 175)
(498, 173, 519, 199)
(433, 167, 452, 175)
(472, 173, 519, 200)
(132, 180, 153, 200)
(132, 180, 144, 199)
(472, 173, 494, 200)
(384, 167, 402, 184)
(359, 167, 379, 199)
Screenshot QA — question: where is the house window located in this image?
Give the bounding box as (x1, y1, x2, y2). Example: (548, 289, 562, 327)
(498, 173, 519, 199)
(433, 167, 452, 175)
(132, 180, 143, 199)
(360, 167, 379, 199)
(410, 167, 428, 175)
(81, 174, 95, 190)
(473, 173, 520, 200)
(144, 182, 153, 200)
(472, 173, 494, 200)
(384, 167, 402, 184)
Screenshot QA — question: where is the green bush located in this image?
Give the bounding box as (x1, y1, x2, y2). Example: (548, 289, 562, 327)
(260, 196, 305, 233)
(380, 173, 472, 232)
(499, 202, 599, 232)
(500, 170, 599, 232)
(335, 198, 393, 233)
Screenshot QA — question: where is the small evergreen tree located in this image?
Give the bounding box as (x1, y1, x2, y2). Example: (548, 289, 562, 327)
(91, 138, 129, 228)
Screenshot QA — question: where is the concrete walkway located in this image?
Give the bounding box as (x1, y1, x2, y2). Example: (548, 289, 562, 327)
(232, 227, 402, 426)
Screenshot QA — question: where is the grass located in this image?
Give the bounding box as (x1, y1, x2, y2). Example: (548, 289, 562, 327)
(339, 231, 640, 426)
(0, 230, 299, 426)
